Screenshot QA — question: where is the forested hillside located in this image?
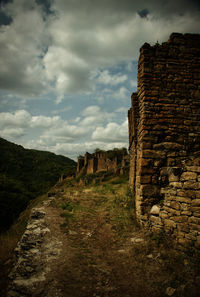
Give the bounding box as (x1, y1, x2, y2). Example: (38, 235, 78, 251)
(0, 137, 76, 232)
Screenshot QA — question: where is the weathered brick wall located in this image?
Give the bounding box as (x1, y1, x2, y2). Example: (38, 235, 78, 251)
(128, 33, 200, 247)
(77, 150, 129, 176)
(150, 154, 200, 248)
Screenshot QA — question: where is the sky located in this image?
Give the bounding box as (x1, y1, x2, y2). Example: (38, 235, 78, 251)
(0, 0, 200, 160)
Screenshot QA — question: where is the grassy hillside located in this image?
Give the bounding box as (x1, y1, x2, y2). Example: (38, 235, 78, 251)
(0, 137, 76, 232)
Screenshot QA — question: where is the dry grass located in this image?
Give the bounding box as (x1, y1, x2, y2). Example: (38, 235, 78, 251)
(2, 176, 200, 297)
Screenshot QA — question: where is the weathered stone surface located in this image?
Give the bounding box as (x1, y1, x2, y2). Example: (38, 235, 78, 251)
(191, 199, 200, 206)
(188, 216, 200, 224)
(180, 172, 197, 181)
(168, 173, 179, 182)
(170, 201, 180, 210)
(150, 215, 162, 225)
(186, 166, 200, 173)
(172, 216, 189, 223)
(177, 190, 196, 198)
(183, 181, 200, 189)
(8, 206, 62, 297)
(154, 142, 183, 151)
(142, 150, 166, 159)
(164, 219, 176, 229)
(150, 205, 160, 215)
(141, 185, 160, 197)
(163, 206, 181, 216)
(128, 32, 200, 248)
(169, 182, 182, 188)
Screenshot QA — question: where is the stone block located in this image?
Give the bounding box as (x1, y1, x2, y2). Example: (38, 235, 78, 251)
(150, 205, 161, 215)
(163, 206, 181, 216)
(161, 188, 177, 195)
(176, 196, 191, 203)
(193, 211, 200, 217)
(180, 172, 197, 181)
(190, 206, 200, 212)
(188, 216, 200, 224)
(195, 192, 200, 198)
(177, 189, 196, 198)
(142, 150, 166, 159)
(170, 201, 180, 210)
(191, 199, 200, 206)
(181, 210, 192, 216)
(169, 173, 179, 182)
(183, 181, 200, 189)
(164, 219, 176, 228)
(177, 223, 190, 233)
(172, 216, 189, 223)
(150, 215, 162, 226)
(180, 203, 190, 211)
(186, 166, 200, 173)
(151, 226, 162, 232)
(141, 185, 160, 197)
(169, 182, 182, 188)
(190, 223, 200, 231)
(159, 211, 168, 219)
(153, 142, 184, 150)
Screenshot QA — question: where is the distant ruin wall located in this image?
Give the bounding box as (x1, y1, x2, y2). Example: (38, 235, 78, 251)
(128, 33, 200, 248)
(77, 149, 129, 176)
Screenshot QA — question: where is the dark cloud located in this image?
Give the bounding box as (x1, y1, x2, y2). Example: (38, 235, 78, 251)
(0, 10, 12, 25)
(0, 0, 12, 6)
(0, 0, 199, 100)
(36, 0, 53, 14)
(0, 0, 12, 25)
(138, 8, 149, 18)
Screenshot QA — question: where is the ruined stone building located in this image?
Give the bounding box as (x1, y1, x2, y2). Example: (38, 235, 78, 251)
(128, 33, 200, 247)
(77, 149, 129, 175)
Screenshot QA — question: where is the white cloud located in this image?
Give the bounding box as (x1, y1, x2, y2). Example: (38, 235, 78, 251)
(113, 87, 129, 100)
(82, 105, 101, 116)
(0, 110, 31, 128)
(0, 106, 129, 160)
(0, 0, 50, 98)
(92, 119, 128, 142)
(96, 70, 127, 85)
(130, 80, 137, 88)
(0, 110, 89, 142)
(31, 116, 61, 128)
(115, 107, 128, 113)
(24, 139, 128, 160)
(0, 127, 26, 139)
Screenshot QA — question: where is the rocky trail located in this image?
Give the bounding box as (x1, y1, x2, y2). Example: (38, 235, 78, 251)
(7, 179, 200, 297)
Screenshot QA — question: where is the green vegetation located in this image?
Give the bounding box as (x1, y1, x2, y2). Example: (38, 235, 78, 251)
(0, 137, 76, 232)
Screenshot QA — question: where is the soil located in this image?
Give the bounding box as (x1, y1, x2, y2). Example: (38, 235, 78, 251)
(7, 179, 200, 297)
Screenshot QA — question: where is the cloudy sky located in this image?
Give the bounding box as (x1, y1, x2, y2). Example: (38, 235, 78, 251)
(0, 0, 199, 160)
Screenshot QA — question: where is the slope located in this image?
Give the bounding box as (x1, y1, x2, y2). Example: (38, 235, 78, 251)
(0, 137, 76, 232)
(8, 175, 200, 297)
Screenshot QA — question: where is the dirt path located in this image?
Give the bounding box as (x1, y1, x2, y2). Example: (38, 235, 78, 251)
(8, 180, 200, 297)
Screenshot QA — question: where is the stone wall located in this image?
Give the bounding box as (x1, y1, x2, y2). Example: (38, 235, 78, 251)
(77, 149, 129, 176)
(128, 33, 200, 247)
(150, 154, 200, 248)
